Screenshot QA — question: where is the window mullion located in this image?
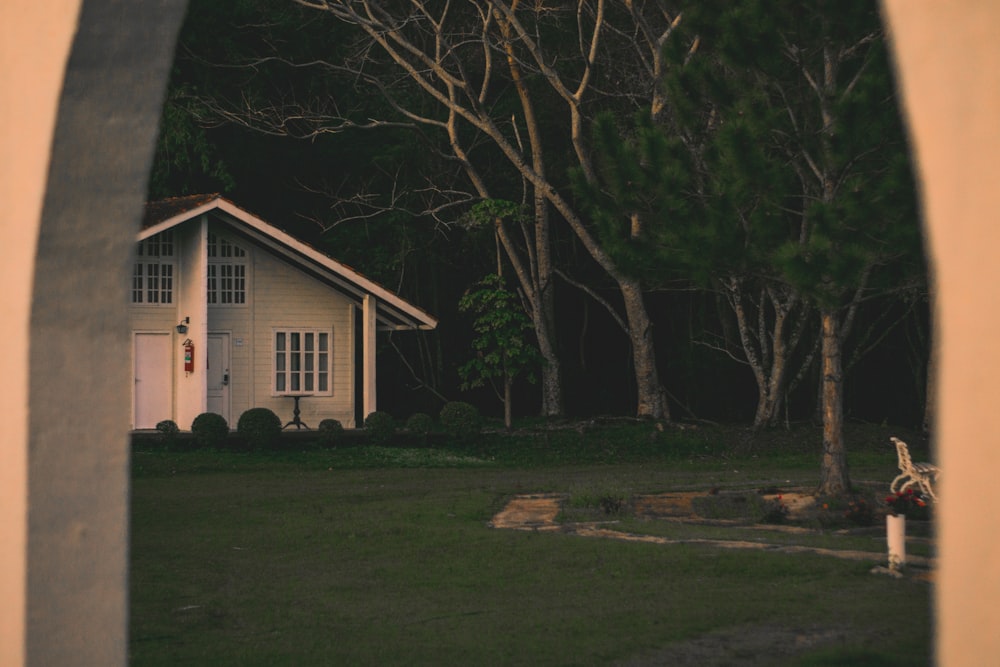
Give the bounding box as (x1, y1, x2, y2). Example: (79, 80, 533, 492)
(274, 328, 331, 396)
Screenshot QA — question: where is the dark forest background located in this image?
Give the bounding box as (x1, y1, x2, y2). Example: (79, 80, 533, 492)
(149, 0, 931, 430)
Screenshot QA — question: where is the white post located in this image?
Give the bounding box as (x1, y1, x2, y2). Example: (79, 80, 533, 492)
(887, 514, 906, 571)
(175, 216, 209, 428)
(362, 294, 377, 420)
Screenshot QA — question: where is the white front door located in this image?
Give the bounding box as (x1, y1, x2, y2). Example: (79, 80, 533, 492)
(134, 332, 172, 429)
(206, 333, 231, 424)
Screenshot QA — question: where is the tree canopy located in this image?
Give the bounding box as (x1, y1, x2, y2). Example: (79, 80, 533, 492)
(151, 0, 930, 477)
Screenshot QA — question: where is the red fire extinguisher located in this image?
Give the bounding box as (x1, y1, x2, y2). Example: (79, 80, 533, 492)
(183, 340, 195, 373)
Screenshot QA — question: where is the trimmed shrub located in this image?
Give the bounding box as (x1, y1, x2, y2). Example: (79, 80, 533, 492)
(317, 418, 344, 448)
(364, 411, 396, 445)
(155, 419, 180, 450)
(405, 412, 434, 436)
(439, 401, 481, 441)
(191, 412, 229, 449)
(405, 412, 434, 445)
(155, 419, 179, 435)
(237, 407, 282, 450)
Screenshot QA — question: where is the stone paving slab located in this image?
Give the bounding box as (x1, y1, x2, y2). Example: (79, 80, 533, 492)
(488, 494, 564, 531)
(490, 493, 935, 581)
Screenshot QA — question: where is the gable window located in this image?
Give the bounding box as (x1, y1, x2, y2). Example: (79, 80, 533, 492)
(207, 232, 247, 305)
(274, 329, 331, 395)
(132, 230, 174, 304)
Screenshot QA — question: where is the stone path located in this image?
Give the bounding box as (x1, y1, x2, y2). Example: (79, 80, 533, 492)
(488, 494, 564, 531)
(489, 493, 935, 578)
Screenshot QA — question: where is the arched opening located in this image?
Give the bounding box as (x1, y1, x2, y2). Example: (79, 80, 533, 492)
(3, 2, 1000, 664)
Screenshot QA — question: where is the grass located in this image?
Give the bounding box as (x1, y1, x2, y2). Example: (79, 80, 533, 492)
(130, 421, 933, 665)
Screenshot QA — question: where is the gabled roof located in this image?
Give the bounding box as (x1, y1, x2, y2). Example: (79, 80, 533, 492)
(141, 194, 438, 331)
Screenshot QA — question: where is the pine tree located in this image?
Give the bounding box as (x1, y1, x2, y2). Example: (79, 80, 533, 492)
(582, 0, 923, 494)
(683, 0, 922, 494)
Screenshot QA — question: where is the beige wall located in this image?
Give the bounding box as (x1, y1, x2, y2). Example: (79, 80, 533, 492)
(250, 245, 356, 427)
(881, 2, 1000, 663)
(1, 1, 189, 664)
(0, 4, 82, 664)
(206, 225, 254, 421)
(129, 219, 211, 428)
(128, 245, 180, 428)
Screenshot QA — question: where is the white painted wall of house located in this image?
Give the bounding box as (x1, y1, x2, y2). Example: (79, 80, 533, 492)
(127, 217, 360, 430)
(249, 243, 356, 428)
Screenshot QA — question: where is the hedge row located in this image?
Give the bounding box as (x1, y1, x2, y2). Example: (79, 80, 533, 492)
(145, 401, 482, 450)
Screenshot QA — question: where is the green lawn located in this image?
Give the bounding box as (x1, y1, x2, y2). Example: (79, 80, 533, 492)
(130, 423, 933, 665)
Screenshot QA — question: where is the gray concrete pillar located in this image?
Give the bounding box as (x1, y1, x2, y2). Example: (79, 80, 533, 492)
(1, 1, 188, 664)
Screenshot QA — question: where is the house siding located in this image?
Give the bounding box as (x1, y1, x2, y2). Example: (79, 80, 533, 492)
(206, 222, 252, 425)
(207, 308, 251, 422)
(248, 243, 356, 428)
(128, 271, 179, 430)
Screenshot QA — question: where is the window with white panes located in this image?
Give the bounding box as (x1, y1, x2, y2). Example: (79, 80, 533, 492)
(132, 230, 175, 304)
(207, 232, 247, 305)
(274, 329, 331, 395)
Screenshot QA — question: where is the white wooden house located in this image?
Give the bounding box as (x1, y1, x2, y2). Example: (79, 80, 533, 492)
(129, 194, 437, 430)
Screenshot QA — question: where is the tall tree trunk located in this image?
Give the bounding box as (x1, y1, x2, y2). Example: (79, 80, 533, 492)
(503, 374, 513, 431)
(726, 279, 807, 430)
(535, 314, 562, 418)
(495, 216, 562, 418)
(282, 1, 671, 420)
(754, 370, 785, 430)
(817, 309, 851, 495)
(490, 199, 562, 417)
(621, 279, 669, 419)
(499, 7, 563, 418)
(759, 304, 792, 429)
(813, 53, 859, 494)
(495, 2, 670, 420)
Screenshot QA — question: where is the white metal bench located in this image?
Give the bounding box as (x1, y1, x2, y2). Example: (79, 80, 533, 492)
(890, 436, 940, 502)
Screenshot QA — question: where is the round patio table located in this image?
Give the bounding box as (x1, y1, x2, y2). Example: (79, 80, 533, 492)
(280, 394, 312, 429)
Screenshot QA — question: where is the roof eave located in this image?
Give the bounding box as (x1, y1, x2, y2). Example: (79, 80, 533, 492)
(139, 196, 438, 331)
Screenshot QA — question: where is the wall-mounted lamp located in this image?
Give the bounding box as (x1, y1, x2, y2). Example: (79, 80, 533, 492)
(176, 317, 190, 335)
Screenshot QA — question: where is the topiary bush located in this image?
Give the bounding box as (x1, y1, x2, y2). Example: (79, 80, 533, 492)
(191, 412, 229, 449)
(439, 401, 481, 442)
(364, 411, 396, 445)
(237, 407, 282, 450)
(155, 419, 179, 435)
(317, 418, 344, 448)
(155, 419, 180, 450)
(405, 412, 434, 445)
(406, 412, 434, 435)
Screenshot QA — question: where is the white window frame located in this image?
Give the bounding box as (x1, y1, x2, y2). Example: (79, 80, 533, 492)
(272, 328, 332, 396)
(132, 230, 175, 305)
(207, 231, 247, 305)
